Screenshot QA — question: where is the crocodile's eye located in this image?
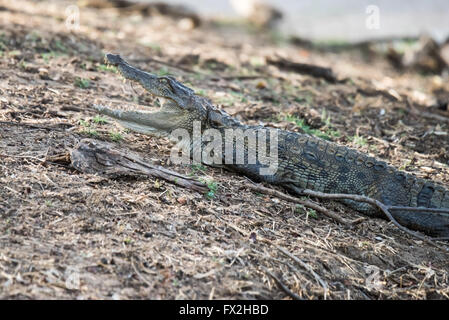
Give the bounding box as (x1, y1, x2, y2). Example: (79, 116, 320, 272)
(158, 78, 174, 94)
(208, 111, 224, 127)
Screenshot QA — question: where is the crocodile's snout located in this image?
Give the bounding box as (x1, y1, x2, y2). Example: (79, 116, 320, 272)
(105, 53, 124, 66)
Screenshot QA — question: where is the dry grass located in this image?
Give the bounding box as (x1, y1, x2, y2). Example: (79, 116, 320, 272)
(0, 0, 448, 299)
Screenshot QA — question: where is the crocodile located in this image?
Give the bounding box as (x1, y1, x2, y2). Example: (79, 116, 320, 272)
(93, 53, 449, 238)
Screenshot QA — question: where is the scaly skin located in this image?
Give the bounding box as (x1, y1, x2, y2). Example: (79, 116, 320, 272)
(93, 54, 449, 237)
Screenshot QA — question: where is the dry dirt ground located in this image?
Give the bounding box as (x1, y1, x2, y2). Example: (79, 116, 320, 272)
(1, 0, 449, 300)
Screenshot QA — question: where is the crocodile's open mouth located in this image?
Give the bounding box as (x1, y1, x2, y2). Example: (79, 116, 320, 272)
(93, 54, 192, 136)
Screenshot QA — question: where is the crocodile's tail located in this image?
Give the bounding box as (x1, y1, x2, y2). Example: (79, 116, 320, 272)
(328, 180, 449, 238)
(388, 208, 449, 238)
(377, 172, 449, 238)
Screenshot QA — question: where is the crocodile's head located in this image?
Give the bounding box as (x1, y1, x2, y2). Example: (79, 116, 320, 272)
(106, 53, 197, 108)
(99, 53, 209, 136)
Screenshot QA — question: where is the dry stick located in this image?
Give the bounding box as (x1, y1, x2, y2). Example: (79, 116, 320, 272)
(122, 155, 197, 181)
(130, 57, 203, 75)
(130, 58, 268, 81)
(356, 88, 400, 102)
(406, 98, 449, 124)
(275, 246, 328, 291)
(266, 256, 324, 293)
(246, 184, 352, 226)
(131, 257, 153, 289)
(0, 153, 45, 161)
(218, 215, 327, 298)
(0, 120, 69, 132)
(262, 267, 303, 300)
(247, 182, 449, 247)
(70, 139, 208, 192)
(120, 155, 207, 192)
(60, 106, 83, 112)
(266, 56, 338, 83)
(415, 111, 449, 124)
(292, 187, 449, 247)
(209, 75, 268, 81)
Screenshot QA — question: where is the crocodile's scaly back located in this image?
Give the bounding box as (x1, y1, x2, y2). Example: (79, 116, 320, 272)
(272, 132, 449, 236)
(94, 54, 449, 238)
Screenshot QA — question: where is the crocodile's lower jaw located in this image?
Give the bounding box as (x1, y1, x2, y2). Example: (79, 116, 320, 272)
(117, 120, 169, 138)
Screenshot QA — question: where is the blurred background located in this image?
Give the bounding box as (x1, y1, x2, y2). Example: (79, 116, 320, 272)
(158, 0, 449, 43)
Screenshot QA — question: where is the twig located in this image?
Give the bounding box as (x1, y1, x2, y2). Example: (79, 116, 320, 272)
(246, 182, 448, 246)
(275, 246, 328, 290)
(70, 138, 208, 192)
(60, 106, 83, 113)
(356, 88, 400, 102)
(262, 267, 303, 300)
(0, 153, 45, 161)
(0, 120, 69, 132)
(130, 58, 270, 81)
(406, 99, 449, 123)
(418, 111, 449, 124)
(209, 75, 268, 81)
(130, 57, 201, 75)
(289, 35, 420, 52)
(131, 257, 153, 288)
(290, 187, 448, 248)
(246, 183, 353, 226)
(217, 212, 330, 298)
(266, 56, 339, 83)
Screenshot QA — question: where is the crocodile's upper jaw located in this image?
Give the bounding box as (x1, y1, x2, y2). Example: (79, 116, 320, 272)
(103, 54, 186, 131)
(105, 53, 195, 109)
(97, 54, 209, 136)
